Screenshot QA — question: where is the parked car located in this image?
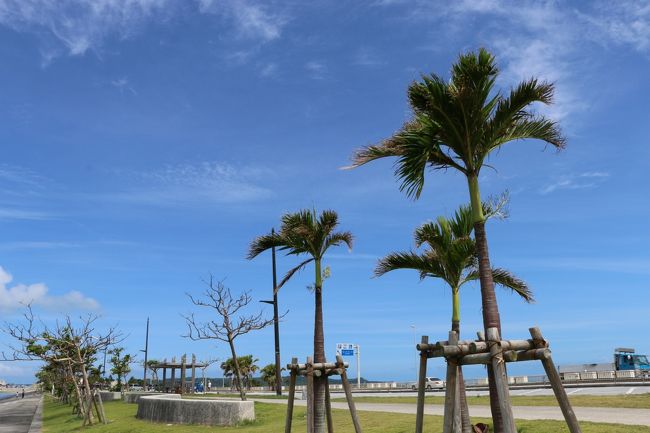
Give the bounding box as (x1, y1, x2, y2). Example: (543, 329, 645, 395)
(410, 377, 445, 390)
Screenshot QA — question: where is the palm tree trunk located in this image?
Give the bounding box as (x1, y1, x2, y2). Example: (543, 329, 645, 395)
(313, 259, 326, 433)
(468, 175, 505, 433)
(452, 290, 472, 433)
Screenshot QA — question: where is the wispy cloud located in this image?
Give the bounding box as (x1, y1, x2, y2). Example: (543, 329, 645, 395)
(259, 62, 278, 77)
(584, 1, 650, 52)
(378, 0, 650, 120)
(0, 265, 99, 313)
(109, 161, 274, 207)
(198, 0, 288, 42)
(0, 0, 174, 61)
(305, 60, 327, 79)
(353, 47, 385, 67)
(111, 77, 137, 95)
(0, 0, 287, 63)
(540, 171, 609, 194)
(0, 208, 52, 221)
(0, 241, 79, 251)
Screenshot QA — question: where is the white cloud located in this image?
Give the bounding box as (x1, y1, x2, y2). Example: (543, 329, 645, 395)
(198, 0, 287, 42)
(0, 0, 286, 62)
(0, 266, 99, 313)
(0, 241, 80, 251)
(0, 0, 173, 59)
(0, 208, 51, 221)
(540, 171, 610, 194)
(584, 1, 650, 52)
(305, 61, 327, 79)
(111, 77, 137, 95)
(259, 62, 278, 77)
(110, 161, 274, 207)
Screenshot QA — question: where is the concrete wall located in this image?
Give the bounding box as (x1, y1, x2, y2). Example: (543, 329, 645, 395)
(136, 394, 255, 426)
(98, 391, 121, 402)
(123, 392, 160, 404)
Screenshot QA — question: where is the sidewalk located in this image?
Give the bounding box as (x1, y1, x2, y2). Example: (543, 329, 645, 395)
(253, 398, 650, 427)
(0, 394, 42, 433)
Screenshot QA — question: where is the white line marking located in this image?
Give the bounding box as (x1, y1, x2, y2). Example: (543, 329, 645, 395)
(567, 389, 582, 395)
(626, 387, 635, 395)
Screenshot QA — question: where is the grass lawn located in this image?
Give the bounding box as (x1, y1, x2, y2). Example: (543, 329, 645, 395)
(331, 393, 650, 409)
(42, 396, 650, 433)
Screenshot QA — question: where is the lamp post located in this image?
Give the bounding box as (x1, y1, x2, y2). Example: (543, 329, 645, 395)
(410, 324, 417, 382)
(141, 317, 150, 391)
(259, 228, 283, 396)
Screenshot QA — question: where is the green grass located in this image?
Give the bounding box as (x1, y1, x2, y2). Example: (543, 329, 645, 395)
(43, 396, 650, 433)
(332, 393, 650, 409)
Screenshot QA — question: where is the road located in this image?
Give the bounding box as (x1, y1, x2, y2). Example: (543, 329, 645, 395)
(0, 394, 42, 433)
(254, 398, 650, 427)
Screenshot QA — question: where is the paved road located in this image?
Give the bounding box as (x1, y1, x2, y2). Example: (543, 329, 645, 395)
(0, 394, 42, 433)
(254, 398, 650, 427)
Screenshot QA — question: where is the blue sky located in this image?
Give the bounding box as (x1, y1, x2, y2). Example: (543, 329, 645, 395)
(0, 0, 649, 384)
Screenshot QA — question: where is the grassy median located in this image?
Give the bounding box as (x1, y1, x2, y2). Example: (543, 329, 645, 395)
(42, 396, 650, 433)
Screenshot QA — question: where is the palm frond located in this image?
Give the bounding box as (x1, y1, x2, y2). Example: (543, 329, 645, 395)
(491, 117, 566, 152)
(275, 257, 315, 294)
(247, 232, 284, 259)
(322, 231, 353, 255)
(463, 268, 534, 303)
(491, 268, 534, 303)
(374, 251, 436, 279)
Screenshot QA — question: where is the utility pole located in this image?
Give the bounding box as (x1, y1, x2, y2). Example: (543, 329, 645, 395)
(142, 317, 150, 391)
(271, 229, 282, 395)
(261, 229, 283, 395)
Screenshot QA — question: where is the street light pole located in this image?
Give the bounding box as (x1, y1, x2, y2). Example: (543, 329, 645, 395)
(271, 235, 283, 395)
(410, 324, 417, 382)
(259, 228, 283, 395)
(142, 317, 150, 391)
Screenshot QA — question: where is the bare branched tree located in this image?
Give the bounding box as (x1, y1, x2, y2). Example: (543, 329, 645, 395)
(182, 277, 279, 401)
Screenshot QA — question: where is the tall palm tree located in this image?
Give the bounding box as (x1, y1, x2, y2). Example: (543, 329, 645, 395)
(248, 209, 353, 433)
(375, 204, 532, 432)
(350, 48, 564, 431)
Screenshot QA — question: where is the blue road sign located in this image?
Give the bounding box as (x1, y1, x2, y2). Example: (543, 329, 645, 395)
(341, 349, 354, 356)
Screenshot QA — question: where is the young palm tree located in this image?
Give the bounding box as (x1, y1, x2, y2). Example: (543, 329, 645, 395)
(247, 209, 353, 433)
(350, 49, 564, 431)
(375, 204, 532, 432)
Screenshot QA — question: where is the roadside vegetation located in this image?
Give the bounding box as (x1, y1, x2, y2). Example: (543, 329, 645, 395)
(42, 397, 650, 433)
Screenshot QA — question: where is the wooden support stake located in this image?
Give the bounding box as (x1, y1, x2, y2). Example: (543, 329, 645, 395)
(415, 336, 429, 433)
(285, 357, 298, 433)
(443, 331, 459, 433)
(306, 357, 314, 433)
(486, 327, 516, 433)
(337, 355, 363, 433)
(325, 377, 334, 433)
(529, 327, 582, 433)
(96, 390, 107, 424)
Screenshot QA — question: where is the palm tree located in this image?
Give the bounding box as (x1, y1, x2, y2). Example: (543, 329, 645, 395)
(375, 204, 532, 432)
(350, 48, 564, 431)
(248, 209, 353, 433)
(261, 363, 278, 390)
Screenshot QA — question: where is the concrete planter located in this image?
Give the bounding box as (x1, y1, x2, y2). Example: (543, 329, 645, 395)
(98, 391, 122, 402)
(123, 392, 160, 404)
(136, 394, 255, 426)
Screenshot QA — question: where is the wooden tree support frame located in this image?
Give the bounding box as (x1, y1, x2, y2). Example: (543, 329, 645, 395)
(414, 327, 582, 433)
(285, 355, 363, 433)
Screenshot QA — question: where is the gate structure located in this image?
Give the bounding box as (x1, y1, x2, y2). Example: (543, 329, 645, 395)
(415, 327, 582, 433)
(285, 355, 362, 433)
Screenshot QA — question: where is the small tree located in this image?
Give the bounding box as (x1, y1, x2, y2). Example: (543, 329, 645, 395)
(109, 347, 134, 394)
(183, 277, 276, 401)
(261, 363, 278, 390)
(2, 307, 120, 425)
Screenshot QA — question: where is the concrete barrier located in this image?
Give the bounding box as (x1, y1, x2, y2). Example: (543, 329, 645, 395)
(98, 391, 121, 402)
(136, 394, 255, 426)
(123, 392, 160, 404)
